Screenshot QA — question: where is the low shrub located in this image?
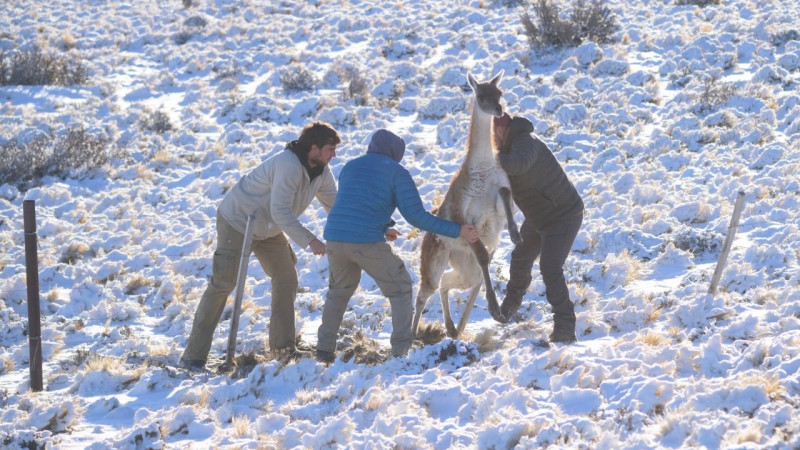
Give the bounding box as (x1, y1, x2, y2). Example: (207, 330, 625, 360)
(695, 75, 737, 115)
(139, 109, 175, 134)
(280, 65, 317, 91)
(521, 0, 619, 50)
(0, 127, 122, 188)
(0, 46, 88, 86)
(676, 0, 720, 6)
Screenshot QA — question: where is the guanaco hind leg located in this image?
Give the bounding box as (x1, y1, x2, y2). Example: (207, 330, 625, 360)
(413, 233, 450, 337)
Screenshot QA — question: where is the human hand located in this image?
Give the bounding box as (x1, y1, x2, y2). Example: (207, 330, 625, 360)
(309, 238, 326, 255)
(385, 228, 400, 242)
(459, 224, 479, 243)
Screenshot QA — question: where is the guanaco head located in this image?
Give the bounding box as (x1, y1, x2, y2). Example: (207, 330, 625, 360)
(466, 70, 504, 117)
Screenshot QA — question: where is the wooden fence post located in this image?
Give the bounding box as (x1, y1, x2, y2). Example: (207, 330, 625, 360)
(709, 191, 746, 295)
(23, 200, 43, 392)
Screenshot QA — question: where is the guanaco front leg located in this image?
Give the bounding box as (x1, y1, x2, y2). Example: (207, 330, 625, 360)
(499, 187, 521, 245)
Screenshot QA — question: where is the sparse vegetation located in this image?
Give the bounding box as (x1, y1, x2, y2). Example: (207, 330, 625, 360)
(231, 415, 251, 437)
(340, 66, 370, 105)
(414, 322, 447, 346)
(636, 331, 667, 346)
(280, 65, 317, 91)
(339, 330, 390, 365)
(671, 228, 722, 256)
(675, 0, 720, 5)
(521, 0, 619, 50)
(125, 275, 153, 295)
(1, 0, 798, 447)
(694, 75, 738, 115)
(770, 29, 800, 48)
(139, 109, 175, 134)
(60, 242, 94, 265)
(0, 46, 88, 86)
(0, 126, 122, 188)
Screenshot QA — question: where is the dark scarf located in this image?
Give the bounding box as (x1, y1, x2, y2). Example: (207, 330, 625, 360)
(287, 140, 324, 182)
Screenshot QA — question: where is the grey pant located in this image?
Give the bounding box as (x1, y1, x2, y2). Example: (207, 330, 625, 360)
(183, 211, 299, 362)
(507, 212, 583, 317)
(317, 241, 413, 357)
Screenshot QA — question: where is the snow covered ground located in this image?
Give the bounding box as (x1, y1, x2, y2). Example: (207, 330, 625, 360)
(1, 0, 799, 448)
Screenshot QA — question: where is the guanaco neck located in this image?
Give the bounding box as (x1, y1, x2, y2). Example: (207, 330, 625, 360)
(465, 98, 496, 168)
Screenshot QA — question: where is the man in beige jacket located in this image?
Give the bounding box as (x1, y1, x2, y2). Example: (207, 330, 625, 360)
(181, 122, 340, 371)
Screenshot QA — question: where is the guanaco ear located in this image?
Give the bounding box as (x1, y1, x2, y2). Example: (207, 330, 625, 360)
(467, 72, 478, 90)
(489, 70, 504, 86)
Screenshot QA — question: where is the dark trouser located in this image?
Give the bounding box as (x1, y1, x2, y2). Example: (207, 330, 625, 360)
(506, 211, 583, 317)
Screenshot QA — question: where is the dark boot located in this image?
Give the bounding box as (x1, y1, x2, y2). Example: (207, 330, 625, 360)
(549, 313, 576, 343)
(500, 290, 524, 323)
(179, 358, 207, 373)
(315, 349, 335, 365)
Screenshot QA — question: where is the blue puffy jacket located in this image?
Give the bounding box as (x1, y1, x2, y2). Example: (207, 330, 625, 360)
(324, 130, 461, 243)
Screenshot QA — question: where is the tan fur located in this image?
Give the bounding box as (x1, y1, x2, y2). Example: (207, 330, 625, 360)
(413, 71, 521, 339)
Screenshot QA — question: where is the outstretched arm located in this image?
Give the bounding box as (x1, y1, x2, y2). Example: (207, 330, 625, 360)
(394, 170, 461, 239)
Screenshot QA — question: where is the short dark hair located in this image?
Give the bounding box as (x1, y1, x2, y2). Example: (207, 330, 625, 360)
(297, 122, 341, 151)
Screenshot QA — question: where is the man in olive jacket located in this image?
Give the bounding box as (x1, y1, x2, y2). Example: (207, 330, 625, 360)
(494, 113, 584, 343)
(181, 122, 340, 371)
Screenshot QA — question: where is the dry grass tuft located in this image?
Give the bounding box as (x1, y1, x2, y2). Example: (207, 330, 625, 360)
(232, 415, 251, 437)
(147, 342, 171, 358)
(473, 328, 501, 353)
(199, 388, 211, 407)
(756, 373, 784, 401)
(340, 331, 389, 365)
(636, 331, 667, 346)
(60, 242, 93, 264)
(362, 387, 385, 411)
(415, 322, 447, 346)
(2, 357, 14, 374)
(241, 299, 268, 316)
(125, 275, 153, 295)
(736, 424, 763, 444)
(83, 354, 121, 374)
(545, 350, 575, 373)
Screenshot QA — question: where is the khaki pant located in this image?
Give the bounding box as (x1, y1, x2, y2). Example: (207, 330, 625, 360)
(317, 241, 413, 357)
(183, 211, 298, 362)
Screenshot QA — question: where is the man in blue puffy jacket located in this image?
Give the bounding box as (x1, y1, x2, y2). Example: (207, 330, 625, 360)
(316, 129, 479, 362)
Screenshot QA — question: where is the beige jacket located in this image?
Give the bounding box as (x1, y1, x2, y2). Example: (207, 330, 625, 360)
(218, 149, 337, 246)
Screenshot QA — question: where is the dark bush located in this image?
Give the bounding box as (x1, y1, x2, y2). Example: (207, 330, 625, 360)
(676, 0, 720, 6)
(139, 109, 175, 134)
(695, 75, 737, 115)
(280, 65, 317, 91)
(334, 65, 370, 105)
(0, 127, 122, 188)
(0, 46, 88, 86)
(671, 228, 722, 256)
(770, 29, 800, 48)
(521, 0, 619, 50)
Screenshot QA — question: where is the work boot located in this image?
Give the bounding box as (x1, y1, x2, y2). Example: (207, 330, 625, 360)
(179, 358, 207, 373)
(315, 349, 335, 365)
(273, 347, 312, 363)
(500, 291, 523, 323)
(549, 313, 577, 344)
